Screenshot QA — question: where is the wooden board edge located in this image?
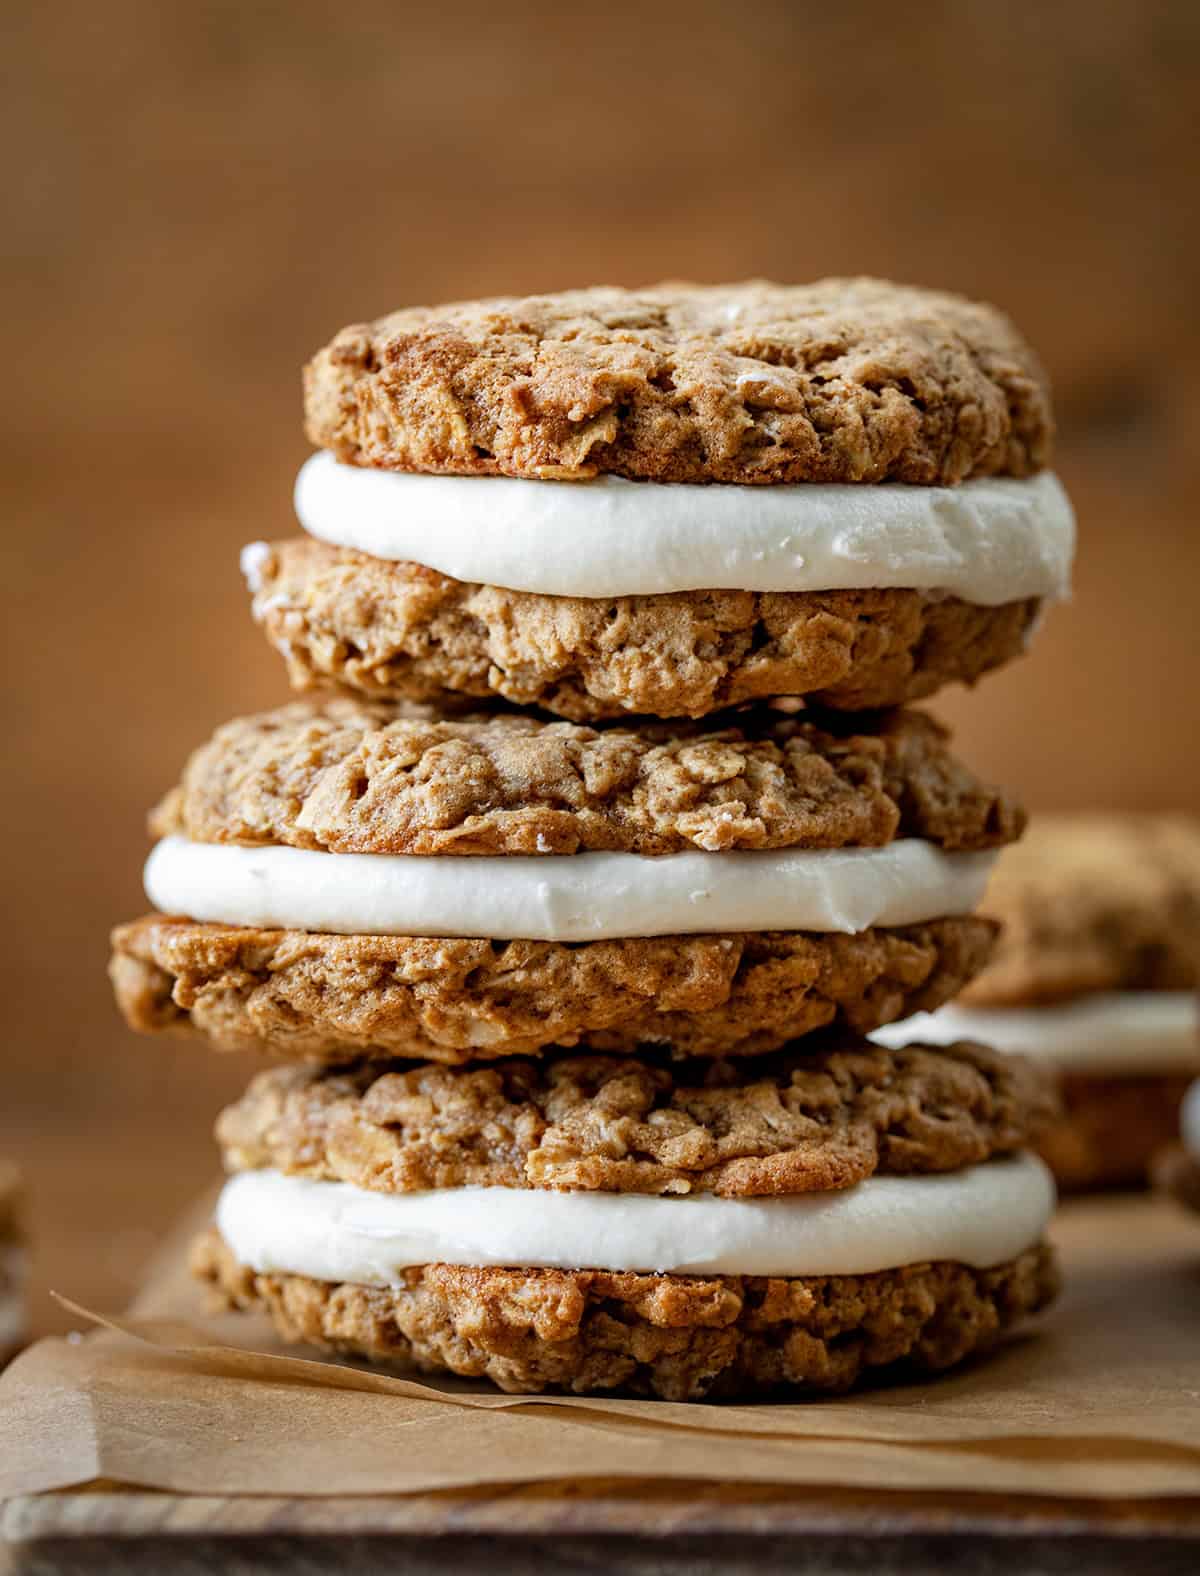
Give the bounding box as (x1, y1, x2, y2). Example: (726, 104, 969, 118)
(6, 1484, 1200, 1544)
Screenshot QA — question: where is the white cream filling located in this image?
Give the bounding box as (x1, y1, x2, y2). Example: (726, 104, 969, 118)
(1181, 1080, 1200, 1161)
(872, 993, 1200, 1076)
(216, 1155, 1055, 1282)
(145, 835, 994, 941)
(292, 451, 1075, 604)
(240, 540, 272, 594)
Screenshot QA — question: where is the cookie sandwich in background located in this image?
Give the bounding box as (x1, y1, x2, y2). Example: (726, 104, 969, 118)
(876, 815, 1200, 1190)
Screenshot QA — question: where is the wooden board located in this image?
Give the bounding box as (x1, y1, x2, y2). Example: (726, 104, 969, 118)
(5, 1482, 1200, 1575)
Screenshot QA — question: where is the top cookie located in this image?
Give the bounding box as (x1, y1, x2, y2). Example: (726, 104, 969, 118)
(963, 814, 1200, 1006)
(304, 279, 1052, 486)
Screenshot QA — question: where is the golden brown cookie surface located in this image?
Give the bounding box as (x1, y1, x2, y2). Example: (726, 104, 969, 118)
(110, 914, 997, 1064)
(216, 1039, 1055, 1198)
(248, 539, 1041, 721)
(152, 699, 1022, 858)
(305, 279, 1052, 486)
(195, 1227, 1057, 1400)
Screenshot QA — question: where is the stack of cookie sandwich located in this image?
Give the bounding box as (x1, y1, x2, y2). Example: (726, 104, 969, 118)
(878, 815, 1200, 1189)
(111, 281, 1074, 1399)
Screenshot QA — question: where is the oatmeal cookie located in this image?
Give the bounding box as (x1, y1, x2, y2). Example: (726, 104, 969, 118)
(194, 1226, 1057, 1399)
(216, 1039, 1055, 1198)
(110, 914, 996, 1064)
(305, 279, 1051, 486)
(248, 539, 1040, 720)
(151, 699, 1022, 858)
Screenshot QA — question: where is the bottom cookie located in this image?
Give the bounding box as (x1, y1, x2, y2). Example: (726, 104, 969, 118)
(1037, 1073, 1195, 1191)
(193, 1227, 1057, 1401)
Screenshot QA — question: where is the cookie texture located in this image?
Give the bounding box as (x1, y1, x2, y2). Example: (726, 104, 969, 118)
(1037, 1073, 1195, 1192)
(304, 279, 1052, 486)
(194, 1227, 1057, 1399)
(217, 1040, 1054, 1198)
(963, 815, 1200, 1006)
(249, 539, 1041, 721)
(110, 914, 997, 1064)
(151, 699, 1022, 859)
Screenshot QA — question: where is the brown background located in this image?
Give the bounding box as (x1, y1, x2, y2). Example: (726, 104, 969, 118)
(3, 1, 1198, 1336)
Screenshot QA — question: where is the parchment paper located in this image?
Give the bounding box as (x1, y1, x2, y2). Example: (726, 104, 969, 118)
(2, 1192, 1199, 1501)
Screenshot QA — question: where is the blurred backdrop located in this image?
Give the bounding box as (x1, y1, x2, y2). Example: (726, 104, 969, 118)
(4, 0, 1198, 1333)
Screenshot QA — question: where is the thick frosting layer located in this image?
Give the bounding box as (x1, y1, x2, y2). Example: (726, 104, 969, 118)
(216, 1155, 1055, 1281)
(145, 835, 994, 941)
(293, 451, 1075, 603)
(873, 993, 1200, 1075)
(1181, 1080, 1200, 1160)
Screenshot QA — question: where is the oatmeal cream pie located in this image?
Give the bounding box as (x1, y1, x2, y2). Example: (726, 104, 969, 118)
(110, 699, 1019, 1065)
(243, 280, 1074, 720)
(875, 815, 1200, 1190)
(195, 1040, 1059, 1398)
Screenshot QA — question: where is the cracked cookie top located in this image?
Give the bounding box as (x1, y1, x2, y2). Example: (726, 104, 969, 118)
(215, 1037, 1056, 1198)
(304, 278, 1052, 485)
(150, 699, 1023, 857)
